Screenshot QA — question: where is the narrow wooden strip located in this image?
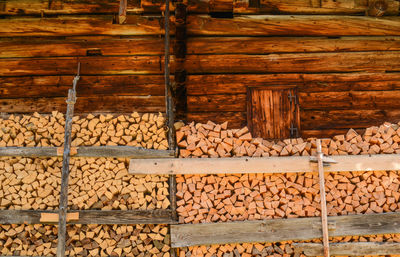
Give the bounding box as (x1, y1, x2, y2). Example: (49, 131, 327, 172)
(129, 154, 400, 175)
(171, 212, 400, 247)
(316, 140, 330, 257)
(294, 242, 400, 256)
(40, 212, 79, 223)
(0, 146, 174, 158)
(0, 210, 175, 224)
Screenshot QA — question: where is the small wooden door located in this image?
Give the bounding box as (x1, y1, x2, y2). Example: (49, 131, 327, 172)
(247, 87, 300, 139)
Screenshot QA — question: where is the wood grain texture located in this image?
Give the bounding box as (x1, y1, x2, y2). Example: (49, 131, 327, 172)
(0, 96, 165, 113)
(187, 15, 400, 36)
(0, 15, 168, 37)
(186, 112, 247, 128)
(171, 212, 400, 247)
(129, 154, 400, 175)
(0, 210, 175, 224)
(185, 52, 400, 74)
(187, 36, 400, 54)
(0, 75, 166, 99)
(294, 242, 400, 256)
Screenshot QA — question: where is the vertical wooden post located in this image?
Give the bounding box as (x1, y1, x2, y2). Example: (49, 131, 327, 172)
(316, 139, 330, 257)
(118, 0, 127, 24)
(56, 63, 80, 257)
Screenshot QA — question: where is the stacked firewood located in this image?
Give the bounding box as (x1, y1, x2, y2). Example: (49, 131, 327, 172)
(0, 112, 168, 149)
(179, 234, 400, 257)
(176, 121, 400, 158)
(0, 224, 170, 257)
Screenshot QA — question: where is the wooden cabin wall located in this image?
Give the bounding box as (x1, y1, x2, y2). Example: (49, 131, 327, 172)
(182, 0, 400, 138)
(0, 0, 172, 115)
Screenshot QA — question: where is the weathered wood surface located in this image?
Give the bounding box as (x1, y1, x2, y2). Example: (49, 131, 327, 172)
(0, 38, 165, 58)
(186, 112, 246, 129)
(129, 154, 400, 175)
(186, 73, 400, 95)
(171, 212, 400, 247)
(0, 56, 172, 76)
(0, 75, 166, 99)
(0, 146, 174, 158)
(0, 210, 175, 224)
(188, 94, 246, 112)
(187, 15, 400, 36)
(294, 242, 400, 256)
(187, 36, 400, 54)
(185, 52, 400, 74)
(0, 15, 169, 37)
(0, 96, 165, 113)
(187, 0, 399, 14)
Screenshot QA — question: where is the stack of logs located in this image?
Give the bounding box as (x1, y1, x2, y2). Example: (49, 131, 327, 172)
(0, 224, 170, 257)
(0, 112, 170, 256)
(176, 120, 400, 256)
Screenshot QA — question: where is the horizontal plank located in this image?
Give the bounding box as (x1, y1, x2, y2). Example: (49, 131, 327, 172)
(301, 129, 363, 139)
(0, 146, 174, 158)
(301, 109, 400, 130)
(187, 36, 400, 54)
(187, 112, 247, 128)
(0, 75, 166, 99)
(187, 15, 400, 36)
(171, 212, 400, 247)
(129, 153, 400, 175)
(0, 15, 168, 37)
(187, 73, 400, 95)
(0, 38, 165, 58)
(294, 242, 400, 256)
(0, 96, 165, 113)
(187, 94, 246, 112)
(0, 210, 175, 224)
(185, 52, 400, 74)
(0, 56, 170, 76)
(187, 0, 399, 15)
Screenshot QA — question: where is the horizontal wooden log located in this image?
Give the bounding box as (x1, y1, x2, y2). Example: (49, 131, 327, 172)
(0, 210, 175, 224)
(0, 96, 165, 113)
(187, 73, 400, 95)
(301, 129, 363, 138)
(0, 38, 165, 58)
(185, 52, 400, 74)
(187, 15, 400, 36)
(129, 153, 400, 175)
(187, 94, 246, 112)
(301, 109, 400, 130)
(0, 146, 174, 158)
(171, 212, 400, 247)
(187, 0, 399, 15)
(0, 75, 166, 99)
(0, 15, 168, 37)
(0, 56, 171, 76)
(186, 112, 246, 128)
(187, 36, 400, 54)
(294, 242, 400, 256)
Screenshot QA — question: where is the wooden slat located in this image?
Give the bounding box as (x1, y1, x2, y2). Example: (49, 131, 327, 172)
(187, 15, 400, 36)
(0, 56, 170, 76)
(0, 146, 174, 158)
(185, 52, 400, 74)
(171, 212, 400, 247)
(0, 210, 175, 224)
(0, 38, 165, 58)
(0, 95, 165, 113)
(0, 15, 167, 37)
(129, 153, 400, 175)
(187, 94, 246, 112)
(187, 112, 246, 128)
(294, 242, 400, 256)
(187, 36, 400, 54)
(0, 75, 166, 99)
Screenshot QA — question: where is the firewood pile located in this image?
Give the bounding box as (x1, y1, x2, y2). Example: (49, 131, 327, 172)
(0, 224, 170, 257)
(178, 234, 400, 257)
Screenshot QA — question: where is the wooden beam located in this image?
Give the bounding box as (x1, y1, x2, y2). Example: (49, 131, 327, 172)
(293, 242, 400, 256)
(0, 146, 174, 158)
(0, 210, 175, 224)
(129, 153, 400, 175)
(171, 212, 400, 247)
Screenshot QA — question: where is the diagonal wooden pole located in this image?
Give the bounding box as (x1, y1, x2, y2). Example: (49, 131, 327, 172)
(56, 63, 80, 257)
(316, 139, 330, 257)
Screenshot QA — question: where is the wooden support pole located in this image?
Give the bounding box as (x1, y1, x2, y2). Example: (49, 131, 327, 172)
(119, 0, 127, 24)
(56, 63, 80, 257)
(316, 139, 330, 257)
